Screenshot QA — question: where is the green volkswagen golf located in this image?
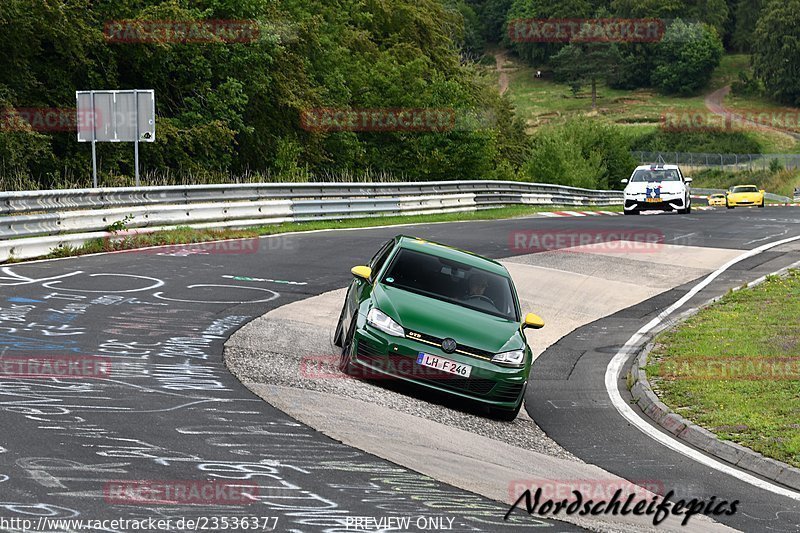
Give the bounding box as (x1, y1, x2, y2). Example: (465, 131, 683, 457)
(334, 235, 544, 420)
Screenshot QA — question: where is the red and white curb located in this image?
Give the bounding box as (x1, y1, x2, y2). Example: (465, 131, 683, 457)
(540, 210, 621, 217)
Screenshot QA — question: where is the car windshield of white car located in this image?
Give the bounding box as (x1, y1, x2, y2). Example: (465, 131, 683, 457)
(380, 248, 519, 321)
(631, 169, 681, 182)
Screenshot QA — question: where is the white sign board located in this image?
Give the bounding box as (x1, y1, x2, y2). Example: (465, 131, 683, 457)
(76, 89, 155, 187)
(76, 90, 155, 143)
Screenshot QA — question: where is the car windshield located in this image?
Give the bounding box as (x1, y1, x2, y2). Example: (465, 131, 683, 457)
(380, 248, 519, 321)
(731, 186, 759, 193)
(630, 169, 681, 182)
(711, 194, 724, 198)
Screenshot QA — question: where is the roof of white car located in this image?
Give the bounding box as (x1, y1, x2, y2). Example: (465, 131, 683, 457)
(634, 164, 680, 171)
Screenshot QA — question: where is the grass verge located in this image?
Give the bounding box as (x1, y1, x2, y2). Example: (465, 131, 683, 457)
(646, 269, 800, 468)
(42, 204, 623, 260)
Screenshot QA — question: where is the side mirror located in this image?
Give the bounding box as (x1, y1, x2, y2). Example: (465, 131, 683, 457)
(621, 179, 629, 184)
(351, 265, 372, 281)
(684, 177, 693, 183)
(522, 313, 545, 330)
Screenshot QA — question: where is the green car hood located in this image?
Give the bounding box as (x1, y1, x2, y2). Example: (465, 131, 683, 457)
(372, 283, 524, 353)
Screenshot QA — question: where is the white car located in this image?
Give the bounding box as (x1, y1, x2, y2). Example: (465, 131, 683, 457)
(621, 164, 693, 215)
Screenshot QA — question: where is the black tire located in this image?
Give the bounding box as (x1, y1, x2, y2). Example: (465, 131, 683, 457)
(759, 200, 765, 208)
(333, 302, 348, 348)
(623, 209, 639, 216)
(488, 400, 523, 421)
(726, 201, 734, 210)
(338, 317, 357, 375)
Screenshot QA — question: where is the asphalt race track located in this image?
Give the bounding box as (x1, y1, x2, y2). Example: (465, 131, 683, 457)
(1, 207, 799, 532)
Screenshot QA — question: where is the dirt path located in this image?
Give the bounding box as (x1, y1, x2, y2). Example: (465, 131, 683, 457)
(704, 85, 800, 140)
(495, 50, 510, 95)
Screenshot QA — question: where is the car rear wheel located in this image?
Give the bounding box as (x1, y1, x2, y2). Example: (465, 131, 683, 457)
(339, 316, 357, 375)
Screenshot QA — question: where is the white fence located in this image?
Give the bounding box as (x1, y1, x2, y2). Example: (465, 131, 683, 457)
(0, 181, 622, 262)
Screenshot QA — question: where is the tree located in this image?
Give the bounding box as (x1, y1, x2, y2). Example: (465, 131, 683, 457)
(651, 19, 723, 95)
(732, 0, 766, 51)
(551, 43, 622, 108)
(752, 0, 800, 106)
(505, 0, 594, 66)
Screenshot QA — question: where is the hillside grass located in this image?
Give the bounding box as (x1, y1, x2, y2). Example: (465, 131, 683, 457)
(500, 53, 800, 154)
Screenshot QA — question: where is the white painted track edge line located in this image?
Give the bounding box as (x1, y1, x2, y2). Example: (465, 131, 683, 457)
(605, 234, 800, 501)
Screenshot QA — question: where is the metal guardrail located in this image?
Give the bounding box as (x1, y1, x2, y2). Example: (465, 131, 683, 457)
(0, 181, 622, 262)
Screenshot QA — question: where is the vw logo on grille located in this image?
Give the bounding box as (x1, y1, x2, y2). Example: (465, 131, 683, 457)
(441, 338, 457, 354)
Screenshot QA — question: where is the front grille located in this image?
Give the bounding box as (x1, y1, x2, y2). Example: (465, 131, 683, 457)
(405, 329, 494, 361)
(355, 340, 383, 362)
(493, 381, 524, 401)
(354, 340, 496, 396)
(414, 373, 496, 396)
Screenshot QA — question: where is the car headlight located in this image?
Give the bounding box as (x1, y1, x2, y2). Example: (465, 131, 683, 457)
(366, 308, 405, 337)
(492, 349, 525, 367)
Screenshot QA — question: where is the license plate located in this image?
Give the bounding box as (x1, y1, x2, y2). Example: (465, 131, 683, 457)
(416, 352, 472, 377)
(645, 198, 660, 203)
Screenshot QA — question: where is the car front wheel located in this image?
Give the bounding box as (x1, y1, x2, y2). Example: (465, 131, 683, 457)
(339, 316, 357, 375)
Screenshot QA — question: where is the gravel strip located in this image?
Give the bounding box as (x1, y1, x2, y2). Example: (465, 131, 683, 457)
(224, 312, 582, 462)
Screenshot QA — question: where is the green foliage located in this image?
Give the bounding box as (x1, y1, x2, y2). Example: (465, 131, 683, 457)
(651, 20, 724, 95)
(106, 214, 134, 233)
(467, 0, 514, 42)
(753, 0, 800, 106)
(522, 119, 636, 189)
(505, 0, 593, 65)
(630, 129, 762, 153)
(551, 43, 622, 105)
(730, 71, 764, 97)
(0, 0, 531, 186)
(731, 0, 766, 52)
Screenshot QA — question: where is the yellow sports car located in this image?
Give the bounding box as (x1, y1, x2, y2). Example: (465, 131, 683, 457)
(707, 193, 726, 207)
(726, 185, 765, 209)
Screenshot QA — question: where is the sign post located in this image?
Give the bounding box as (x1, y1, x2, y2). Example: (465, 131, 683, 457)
(76, 89, 155, 188)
